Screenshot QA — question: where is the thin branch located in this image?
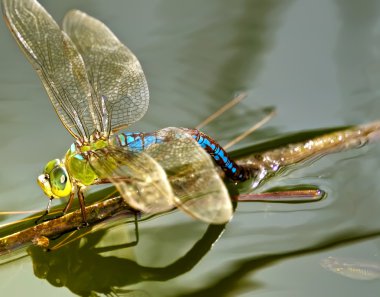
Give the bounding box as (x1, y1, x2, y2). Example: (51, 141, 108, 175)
(0, 121, 379, 254)
(0, 196, 132, 255)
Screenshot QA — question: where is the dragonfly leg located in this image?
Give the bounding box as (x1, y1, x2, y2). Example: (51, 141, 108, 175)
(35, 197, 53, 224)
(62, 189, 75, 215)
(77, 187, 88, 226)
(92, 210, 140, 252)
(94, 178, 112, 184)
(94, 177, 133, 184)
(35, 189, 77, 225)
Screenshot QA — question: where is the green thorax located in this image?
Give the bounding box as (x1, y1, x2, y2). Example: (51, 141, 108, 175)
(65, 139, 108, 186)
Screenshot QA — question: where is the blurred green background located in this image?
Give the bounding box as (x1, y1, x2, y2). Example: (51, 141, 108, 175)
(0, 0, 380, 296)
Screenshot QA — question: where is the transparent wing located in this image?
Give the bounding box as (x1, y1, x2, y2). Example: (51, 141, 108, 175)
(62, 10, 149, 134)
(2, 0, 99, 139)
(89, 146, 174, 214)
(145, 128, 233, 224)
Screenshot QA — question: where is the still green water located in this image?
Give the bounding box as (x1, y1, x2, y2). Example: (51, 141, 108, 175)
(0, 0, 380, 296)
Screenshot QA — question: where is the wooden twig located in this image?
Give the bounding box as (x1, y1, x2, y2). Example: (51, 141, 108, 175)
(0, 121, 379, 255)
(0, 196, 132, 255)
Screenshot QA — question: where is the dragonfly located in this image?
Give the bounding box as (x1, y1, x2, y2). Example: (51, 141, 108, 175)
(2, 0, 256, 225)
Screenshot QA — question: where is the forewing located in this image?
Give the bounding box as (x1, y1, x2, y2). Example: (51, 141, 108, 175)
(2, 0, 99, 139)
(62, 10, 149, 134)
(89, 146, 174, 213)
(146, 128, 233, 224)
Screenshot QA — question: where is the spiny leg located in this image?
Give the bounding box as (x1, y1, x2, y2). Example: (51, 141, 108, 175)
(35, 197, 53, 224)
(62, 189, 75, 215)
(35, 188, 75, 224)
(92, 211, 140, 252)
(77, 186, 88, 225)
(93, 177, 140, 243)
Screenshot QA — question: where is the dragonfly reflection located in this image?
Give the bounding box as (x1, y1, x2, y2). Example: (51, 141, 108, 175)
(2, 0, 256, 224)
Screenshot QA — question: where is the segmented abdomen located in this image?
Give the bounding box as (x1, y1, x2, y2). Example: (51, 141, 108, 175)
(113, 131, 162, 151)
(182, 128, 251, 181)
(113, 128, 251, 181)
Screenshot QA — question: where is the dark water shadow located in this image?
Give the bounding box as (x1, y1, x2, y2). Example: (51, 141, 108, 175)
(27, 222, 227, 296)
(27, 216, 380, 296)
(174, 229, 380, 297)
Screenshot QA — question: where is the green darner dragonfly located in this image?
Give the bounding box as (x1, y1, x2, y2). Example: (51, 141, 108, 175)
(2, 0, 259, 225)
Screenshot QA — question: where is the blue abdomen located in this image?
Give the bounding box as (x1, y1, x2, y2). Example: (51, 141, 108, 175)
(113, 128, 251, 181)
(113, 132, 161, 151)
(183, 128, 250, 181)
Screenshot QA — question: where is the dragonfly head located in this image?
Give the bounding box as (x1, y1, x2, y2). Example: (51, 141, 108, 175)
(37, 159, 72, 199)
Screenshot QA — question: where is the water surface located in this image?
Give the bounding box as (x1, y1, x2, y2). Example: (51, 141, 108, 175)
(0, 0, 379, 296)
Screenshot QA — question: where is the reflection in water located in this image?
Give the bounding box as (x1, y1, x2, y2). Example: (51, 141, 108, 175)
(27, 223, 226, 296)
(25, 216, 380, 296)
(321, 256, 380, 280)
(172, 231, 380, 297)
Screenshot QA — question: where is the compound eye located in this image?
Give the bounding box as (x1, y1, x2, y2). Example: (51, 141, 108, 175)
(50, 166, 72, 197)
(60, 174, 66, 184)
(43, 159, 61, 174)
